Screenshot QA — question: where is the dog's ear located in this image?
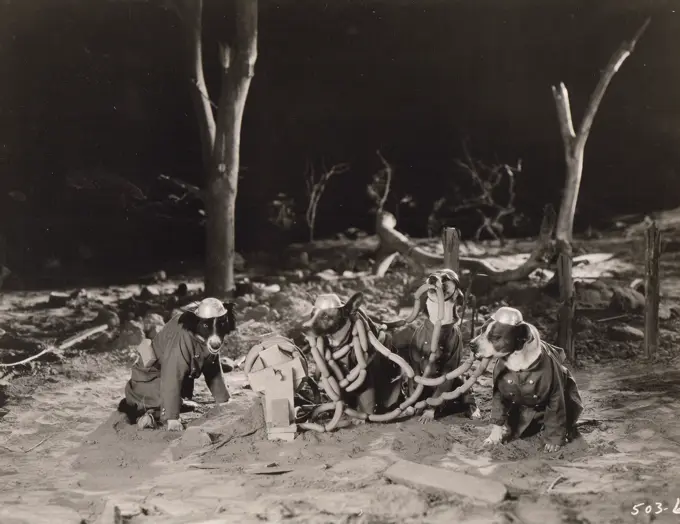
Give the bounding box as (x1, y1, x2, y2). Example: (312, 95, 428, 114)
(223, 301, 237, 329)
(178, 310, 199, 331)
(344, 292, 364, 315)
(223, 301, 235, 315)
(514, 322, 532, 349)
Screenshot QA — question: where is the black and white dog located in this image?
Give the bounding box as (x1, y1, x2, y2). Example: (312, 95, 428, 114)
(118, 297, 236, 431)
(469, 306, 583, 452)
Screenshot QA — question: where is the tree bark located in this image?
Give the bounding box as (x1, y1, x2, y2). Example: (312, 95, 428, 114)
(442, 227, 461, 273)
(552, 18, 650, 245)
(644, 220, 661, 359)
(373, 205, 556, 283)
(180, 0, 258, 298)
(181, 0, 216, 169)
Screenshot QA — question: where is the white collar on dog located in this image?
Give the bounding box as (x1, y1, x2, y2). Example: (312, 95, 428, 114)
(195, 297, 227, 319)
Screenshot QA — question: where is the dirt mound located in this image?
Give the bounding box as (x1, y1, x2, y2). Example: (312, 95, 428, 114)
(72, 410, 182, 489)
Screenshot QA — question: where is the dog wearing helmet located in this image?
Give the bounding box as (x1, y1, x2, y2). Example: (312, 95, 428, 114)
(390, 269, 481, 424)
(118, 297, 236, 431)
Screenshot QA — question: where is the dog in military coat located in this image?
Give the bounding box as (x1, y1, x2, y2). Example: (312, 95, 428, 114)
(118, 297, 236, 431)
(469, 306, 583, 452)
(390, 269, 481, 423)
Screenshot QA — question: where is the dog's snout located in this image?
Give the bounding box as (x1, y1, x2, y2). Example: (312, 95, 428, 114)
(207, 335, 222, 350)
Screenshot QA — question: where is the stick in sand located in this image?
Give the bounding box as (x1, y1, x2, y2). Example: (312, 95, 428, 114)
(0, 324, 108, 368)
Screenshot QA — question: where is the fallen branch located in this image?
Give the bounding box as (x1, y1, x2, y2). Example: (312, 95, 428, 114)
(0, 434, 52, 453)
(373, 205, 557, 282)
(158, 174, 204, 200)
(545, 475, 566, 493)
(0, 324, 108, 368)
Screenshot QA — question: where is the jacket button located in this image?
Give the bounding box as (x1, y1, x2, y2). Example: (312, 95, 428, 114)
(529, 379, 534, 384)
(533, 394, 538, 398)
(507, 379, 513, 384)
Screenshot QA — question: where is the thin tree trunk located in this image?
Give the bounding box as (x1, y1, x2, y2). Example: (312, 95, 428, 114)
(206, 1, 258, 297)
(182, 0, 216, 169)
(552, 18, 650, 245)
(179, 0, 258, 298)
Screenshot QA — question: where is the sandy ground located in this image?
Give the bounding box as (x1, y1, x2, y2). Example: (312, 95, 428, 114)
(1, 235, 680, 523)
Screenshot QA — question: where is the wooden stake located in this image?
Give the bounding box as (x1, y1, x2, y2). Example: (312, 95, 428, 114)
(557, 246, 575, 362)
(644, 220, 661, 359)
(442, 227, 461, 272)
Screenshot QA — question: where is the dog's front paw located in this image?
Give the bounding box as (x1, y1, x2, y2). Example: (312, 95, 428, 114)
(418, 408, 436, 424)
(165, 419, 184, 432)
(543, 442, 562, 453)
(483, 424, 507, 446)
(467, 406, 482, 420)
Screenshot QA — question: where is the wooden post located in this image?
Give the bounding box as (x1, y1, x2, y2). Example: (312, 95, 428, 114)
(557, 245, 576, 362)
(442, 227, 461, 272)
(644, 220, 661, 359)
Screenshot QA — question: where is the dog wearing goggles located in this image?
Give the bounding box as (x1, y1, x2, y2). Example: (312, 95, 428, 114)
(469, 306, 583, 452)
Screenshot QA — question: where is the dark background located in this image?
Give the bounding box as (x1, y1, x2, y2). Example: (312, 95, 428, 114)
(0, 0, 677, 281)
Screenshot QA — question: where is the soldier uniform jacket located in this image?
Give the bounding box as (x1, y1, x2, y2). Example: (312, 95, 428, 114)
(390, 319, 472, 409)
(490, 341, 583, 445)
(124, 315, 230, 422)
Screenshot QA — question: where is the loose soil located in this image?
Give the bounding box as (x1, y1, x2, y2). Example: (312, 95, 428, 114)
(2, 234, 680, 523)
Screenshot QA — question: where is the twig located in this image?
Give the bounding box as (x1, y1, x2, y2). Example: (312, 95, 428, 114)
(305, 160, 350, 242)
(595, 314, 630, 323)
(546, 475, 566, 493)
(201, 425, 264, 454)
(0, 324, 108, 368)
(374, 150, 393, 214)
(0, 434, 52, 453)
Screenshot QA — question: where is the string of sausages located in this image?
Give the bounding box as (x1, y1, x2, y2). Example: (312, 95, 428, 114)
(298, 278, 491, 432)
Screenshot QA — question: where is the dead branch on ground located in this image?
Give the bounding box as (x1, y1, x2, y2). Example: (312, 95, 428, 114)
(373, 205, 556, 280)
(305, 161, 350, 242)
(0, 324, 108, 369)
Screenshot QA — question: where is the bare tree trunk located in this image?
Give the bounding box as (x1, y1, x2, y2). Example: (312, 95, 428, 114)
(182, 0, 216, 169)
(552, 18, 649, 245)
(179, 0, 258, 298)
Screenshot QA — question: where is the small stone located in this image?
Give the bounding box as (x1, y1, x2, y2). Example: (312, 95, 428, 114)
(112, 320, 145, 350)
(234, 252, 246, 272)
(180, 426, 216, 448)
(47, 292, 70, 308)
(94, 308, 120, 329)
(139, 286, 161, 300)
(608, 324, 644, 342)
(243, 304, 270, 321)
(659, 303, 672, 321)
(262, 283, 281, 294)
(609, 286, 645, 314)
(69, 288, 88, 300)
